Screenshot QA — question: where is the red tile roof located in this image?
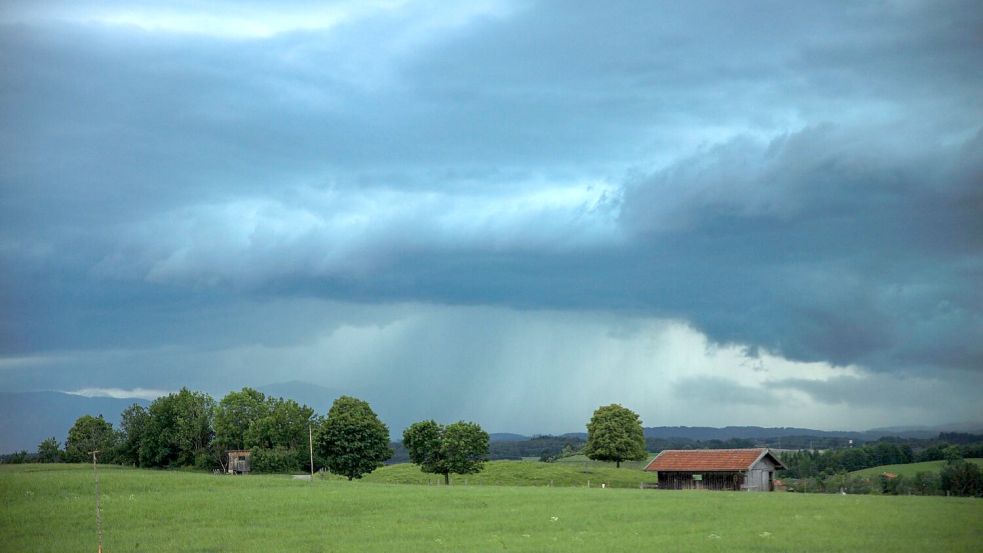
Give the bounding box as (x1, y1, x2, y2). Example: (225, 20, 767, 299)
(643, 448, 784, 472)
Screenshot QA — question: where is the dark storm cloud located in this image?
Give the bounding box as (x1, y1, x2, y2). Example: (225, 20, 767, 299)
(1, 0, 981, 410)
(619, 124, 983, 373)
(766, 374, 971, 410)
(672, 377, 779, 407)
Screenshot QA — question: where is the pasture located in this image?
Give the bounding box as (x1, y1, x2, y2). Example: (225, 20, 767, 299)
(550, 453, 652, 470)
(850, 458, 983, 478)
(1, 464, 981, 552)
(356, 459, 653, 487)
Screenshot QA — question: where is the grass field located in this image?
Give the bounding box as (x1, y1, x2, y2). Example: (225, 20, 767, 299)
(356, 459, 654, 488)
(2, 464, 981, 552)
(850, 458, 983, 478)
(549, 453, 653, 470)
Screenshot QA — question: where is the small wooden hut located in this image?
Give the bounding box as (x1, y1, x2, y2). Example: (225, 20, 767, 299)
(227, 450, 251, 474)
(643, 448, 785, 491)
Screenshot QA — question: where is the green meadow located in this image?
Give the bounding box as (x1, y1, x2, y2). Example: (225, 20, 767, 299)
(354, 459, 654, 487)
(2, 464, 981, 552)
(550, 453, 653, 470)
(850, 458, 983, 478)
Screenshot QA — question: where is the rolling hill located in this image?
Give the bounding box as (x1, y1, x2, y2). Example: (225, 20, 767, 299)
(850, 458, 983, 478)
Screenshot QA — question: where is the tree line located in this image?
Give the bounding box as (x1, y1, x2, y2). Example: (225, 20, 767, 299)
(21, 387, 493, 482)
(780, 459, 982, 497)
(13, 396, 652, 481)
(779, 439, 983, 479)
(778, 438, 983, 497)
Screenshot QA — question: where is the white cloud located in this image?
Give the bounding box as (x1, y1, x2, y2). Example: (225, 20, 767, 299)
(2, 1, 390, 38)
(0, 0, 515, 40)
(92, 180, 622, 286)
(66, 387, 172, 400)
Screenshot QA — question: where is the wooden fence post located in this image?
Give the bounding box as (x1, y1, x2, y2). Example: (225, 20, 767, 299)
(91, 450, 103, 553)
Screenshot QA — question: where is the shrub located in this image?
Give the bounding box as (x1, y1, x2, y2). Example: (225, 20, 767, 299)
(880, 474, 907, 495)
(911, 471, 941, 495)
(250, 448, 304, 474)
(940, 460, 982, 497)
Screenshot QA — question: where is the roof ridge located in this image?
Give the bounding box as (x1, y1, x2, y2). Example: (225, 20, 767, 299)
(659, 447, 766, 452)
(643, 447, 779, 472)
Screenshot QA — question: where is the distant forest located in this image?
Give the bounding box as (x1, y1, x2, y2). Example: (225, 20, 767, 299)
(385, 432, 983, 468)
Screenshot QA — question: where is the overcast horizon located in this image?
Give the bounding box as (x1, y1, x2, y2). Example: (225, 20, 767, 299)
(1, 1, 981, 435)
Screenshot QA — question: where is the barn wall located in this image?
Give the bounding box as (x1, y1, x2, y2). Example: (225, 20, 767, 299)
(746, 469, 768, 490)
(747, 456, 779, 491)
(657, 471, 744, 491)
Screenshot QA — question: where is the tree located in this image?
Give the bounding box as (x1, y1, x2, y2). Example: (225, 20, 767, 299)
(584, 404, 646, 468)
(940, 460, 982, 497)
(402, 420, 444, 478)
(443, 421, 490, 481)
(36, 437, 61, 463)
(140, 388, 216, 468)
(214, 388, 269, 451)
(117, 404, 149, 466)
(942, 445, 963, 463)
(912, 471, 941, 495)
(247, 397, 315, 452)
(213, 388, 319, 473)
(316, 396, 392, 480)
(247, 397, 317, 473)
(64, 415, 118, 463)
(402, 420, 489, 485)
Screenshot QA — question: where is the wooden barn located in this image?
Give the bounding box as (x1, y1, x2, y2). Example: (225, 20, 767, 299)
(643, 448, 786, 491)
(227, 450, 251, 474)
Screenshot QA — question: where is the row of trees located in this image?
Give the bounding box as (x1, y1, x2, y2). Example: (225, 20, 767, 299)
(33, 396, 649, 481)
(37, 387, 498, 483)
(783, 459, 982, 497)
(45, 388, 309, 469)
(780, 441, 916, 478)
(21, 400, 651, 476)
(780, 440, 983, 479)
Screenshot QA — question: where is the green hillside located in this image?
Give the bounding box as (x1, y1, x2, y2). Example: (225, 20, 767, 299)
(550, 454, 654, 471)
(851, 458, 983, 478)
(357, 459, 654, 488)
(2, 464, 981, 552)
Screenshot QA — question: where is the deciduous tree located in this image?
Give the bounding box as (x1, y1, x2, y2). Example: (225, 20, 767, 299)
(117, 404, 149, 466)
(584, 404, 646, 468)
(403, 420, 489, 484)
(36, 436, 61, 463)
(141, 388, 215, 468)
(214, 388, 268, 451)
(64, 415, 118, 463)
(940, 460, 982, 497)
(316, 396, 391, 480)
(248, 397, 318, 473)
(247, 397, 315, 452)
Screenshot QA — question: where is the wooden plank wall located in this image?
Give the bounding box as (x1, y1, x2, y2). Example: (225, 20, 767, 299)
(657, 471, 744, 491)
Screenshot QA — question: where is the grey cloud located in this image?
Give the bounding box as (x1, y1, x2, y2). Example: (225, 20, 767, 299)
(766, 373, 983, 416)
(672, 377, 779, 407)
(619, 123, 983, 374)
(1, 1, 981, 429)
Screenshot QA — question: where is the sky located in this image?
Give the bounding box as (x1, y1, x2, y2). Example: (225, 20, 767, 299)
(1, 0, 981, 434)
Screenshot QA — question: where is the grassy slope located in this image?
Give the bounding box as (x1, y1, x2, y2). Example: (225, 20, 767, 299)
(2, 464, 981, 553)
(358, 460, 654, 488)
(550, 454, 653, 470)
(850, 458, 983, 478)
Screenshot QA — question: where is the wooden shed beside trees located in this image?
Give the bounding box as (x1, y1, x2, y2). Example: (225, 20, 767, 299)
(643, 448, 786, 491)
(227, 450, 251, 474)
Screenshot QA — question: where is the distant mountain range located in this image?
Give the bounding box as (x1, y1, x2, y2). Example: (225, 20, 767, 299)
(0, 392, 150, 453)
(549, 424, 983, 442)
(1, 387, 979, 453)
